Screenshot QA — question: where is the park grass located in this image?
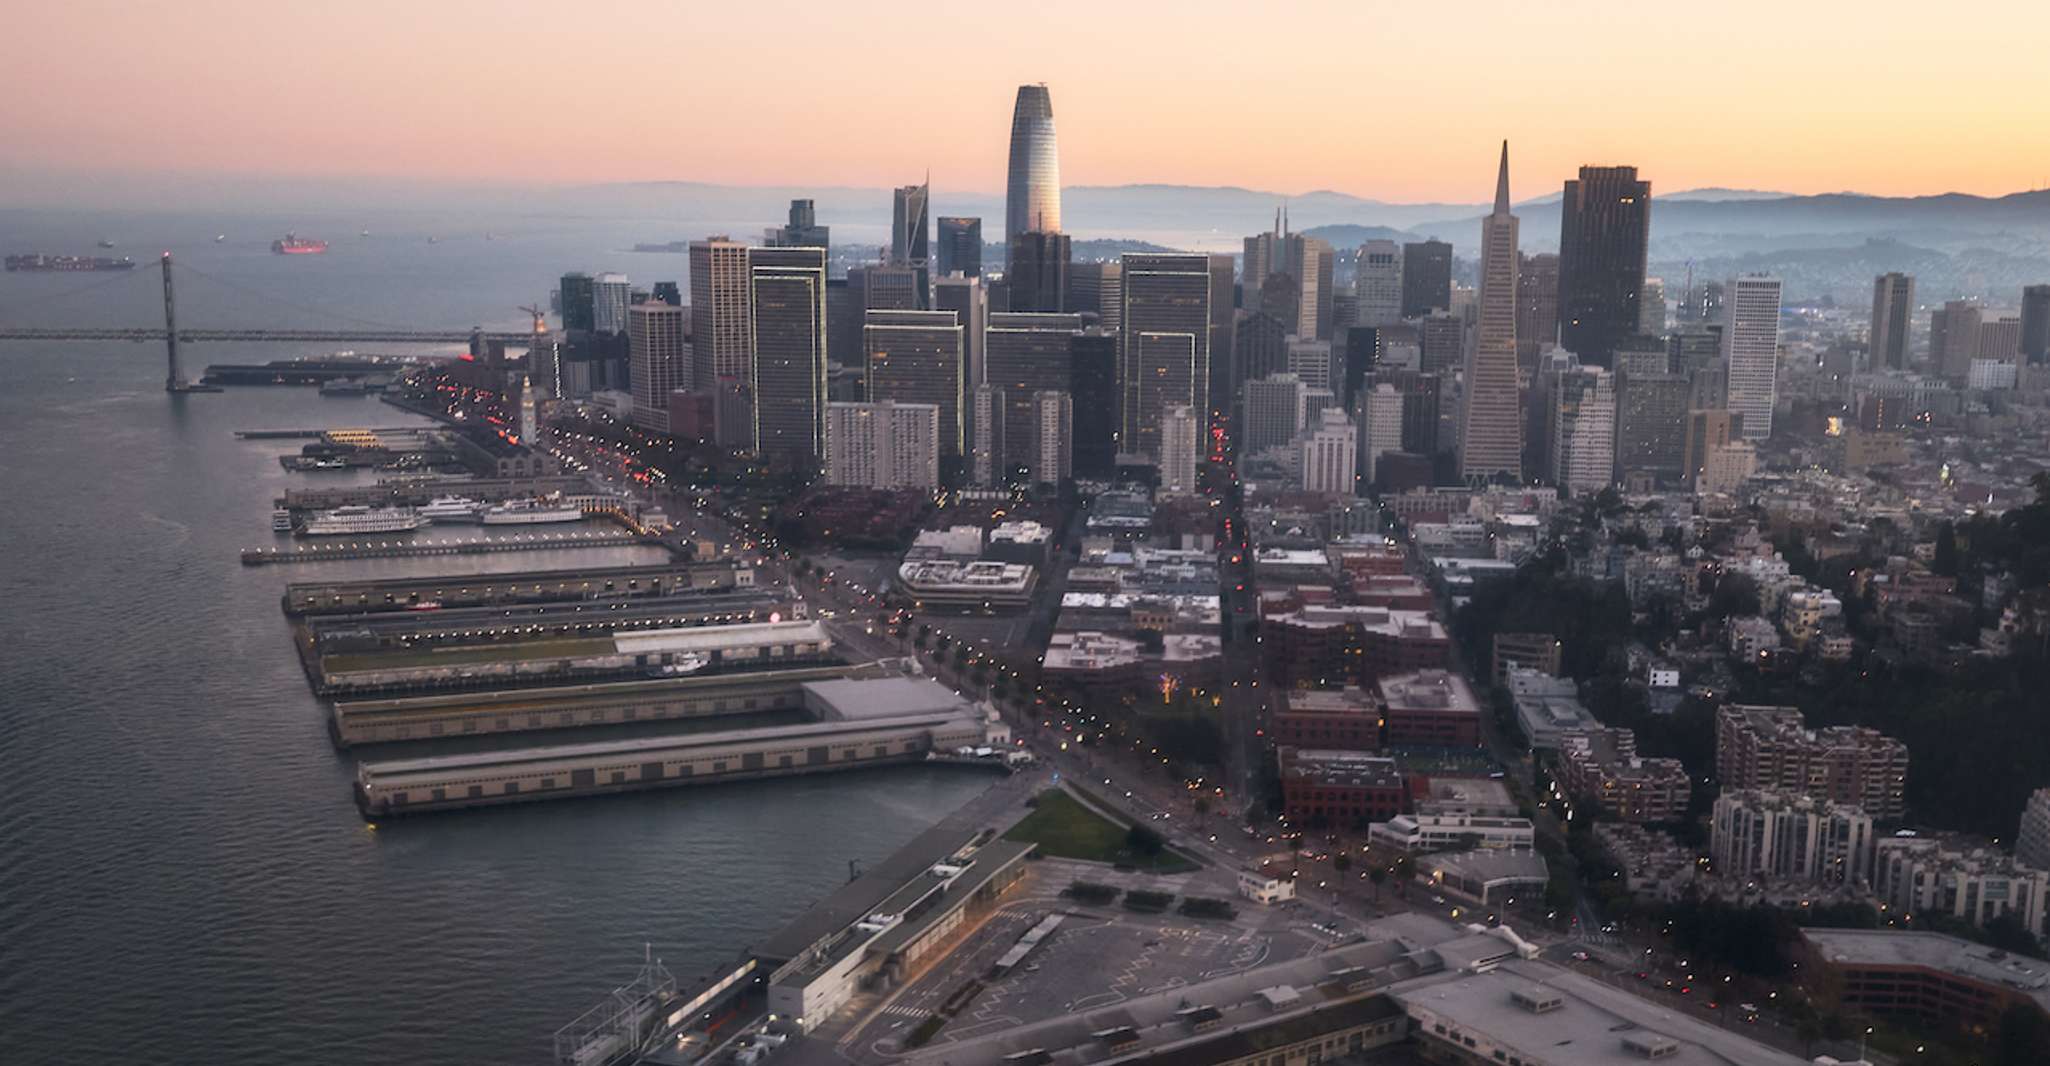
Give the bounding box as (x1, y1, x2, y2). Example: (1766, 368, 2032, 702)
(1004, 789, 1200, 874)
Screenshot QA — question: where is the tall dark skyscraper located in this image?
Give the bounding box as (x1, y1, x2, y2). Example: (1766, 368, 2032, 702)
(747, 247, 828, 467)
(1007, 232, 1070, 314)
(937, 217, 982, 278)
(890, 181, 931, 306)
(1400, 240, 1452, 318)
(984, 312, 1082, 484)
(1869, 273, 1916, 371)
(2023, 284, 2050, 365)
(1232, 310, 1289, 398)
(651, 281, 682, 307)
(1120, 253, 1212, 464)
(1070, 329, 1118, 477)
(865, 309, 965, 459)
(558, 272, 596, 332)
(1557, 165, 1652, 367)
(765, 198, 829, 250)
(1515, 252, 1559, 369)
(1005, 84, 1061, 250)
(1065, 261, 1122, 333)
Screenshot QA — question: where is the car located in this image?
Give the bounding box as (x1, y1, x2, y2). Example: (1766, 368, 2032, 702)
(1570, 951, 1592, 962)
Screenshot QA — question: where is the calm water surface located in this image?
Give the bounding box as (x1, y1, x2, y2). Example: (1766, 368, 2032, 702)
(0, 214, 993, 1063)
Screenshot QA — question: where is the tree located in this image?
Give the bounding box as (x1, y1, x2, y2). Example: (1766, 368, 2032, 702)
(1368, 867, 1388, 903)
(1333, 853, 1354, 878)
(1709, 572, 1762, 619)
(1125, 824, 1166, 856)
(1997, 1001, 2050, 1066)
(1933, 521, 1959, 577)
(1193, 796, 1211, 826)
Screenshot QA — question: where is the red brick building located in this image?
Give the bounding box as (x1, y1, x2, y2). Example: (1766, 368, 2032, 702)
(1272, 687, 1382, 751)
(1262, 605, 1449, 689)
(1278, 748, 1414, 827)
(1378, 670, 1482, 748)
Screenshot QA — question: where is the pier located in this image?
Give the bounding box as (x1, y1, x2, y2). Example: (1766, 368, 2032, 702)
(241, 531, 656, 566)
(281, 560, 748, 616)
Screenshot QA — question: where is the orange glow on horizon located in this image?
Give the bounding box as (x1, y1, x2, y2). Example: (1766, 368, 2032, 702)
(2, 1, 2046, 203)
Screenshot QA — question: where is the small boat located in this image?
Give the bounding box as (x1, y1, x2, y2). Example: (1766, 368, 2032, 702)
(97, 239, 116, 249)
(650, 653, 710, 678)
(215, 234, 227, 243)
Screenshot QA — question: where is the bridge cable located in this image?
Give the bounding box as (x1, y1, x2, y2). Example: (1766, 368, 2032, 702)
(171, 261, 473, 333)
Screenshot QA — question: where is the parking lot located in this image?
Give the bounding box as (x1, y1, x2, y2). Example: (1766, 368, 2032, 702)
(844, 858, 1340, 1061)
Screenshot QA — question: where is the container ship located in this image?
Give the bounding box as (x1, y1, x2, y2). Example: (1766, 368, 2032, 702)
(5, 254, 138, 272)
(272, 233, 329, 255)
(478, 498, 584, 525)
(298, 505, 426, 536)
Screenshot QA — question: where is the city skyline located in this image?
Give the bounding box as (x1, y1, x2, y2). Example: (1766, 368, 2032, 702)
(6, 3, 2050, 206)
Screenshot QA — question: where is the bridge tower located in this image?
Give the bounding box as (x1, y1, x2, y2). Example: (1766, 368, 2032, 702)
(161, 252, 182, 391)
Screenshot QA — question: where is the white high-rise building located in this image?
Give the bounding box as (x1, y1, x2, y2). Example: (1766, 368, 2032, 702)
(1241, 373, 1306, 455)
(2018, 788, 2050, 872)
(1723, 275, 1783, 441)
(1359, 383, 1404, 485)
(1297, 236, 1332, 341)
(1159, 405, 1200, 496)
(1551, 366, 1616, 496)
(1355, 240, 1404, 327)
(1030, 389, 1072, 486)
(627, 302, 690, 434)
(824, 400, 940, 490)
(1710, 789, 1875, 887)
(1697, 440, 1758, 495)
(1298, 408, 1357, 497)
(592, 272, 632, 335)
(1285, 337, 1335, 391)
(1460, 141, 1522, 481)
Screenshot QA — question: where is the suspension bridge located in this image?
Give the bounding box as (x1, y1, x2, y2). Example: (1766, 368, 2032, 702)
(0, 254, 538, 392)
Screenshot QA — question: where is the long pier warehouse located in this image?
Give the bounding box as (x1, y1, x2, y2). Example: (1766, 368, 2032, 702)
(282, 560, 751, 616)
(306, 589, 791, 654)
(314, 618, 834, 697)
(329, 662, 858, 747)
(353, 678, 1003, 816)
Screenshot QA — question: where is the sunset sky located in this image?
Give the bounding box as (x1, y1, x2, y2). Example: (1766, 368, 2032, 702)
(5, 0, 2047, 204)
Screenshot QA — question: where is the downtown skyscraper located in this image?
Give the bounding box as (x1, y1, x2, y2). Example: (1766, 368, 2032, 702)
(1557, 165, 1652, 366)
(1121, 253, 1212, 465)
(936, 217, 982, 279)
(748, 247, 828, 468)
(890, 180, 931, 307)
(1869, 272, 1916, 371)
(1004, 84, 1061, 250)
(689, 237, 753, 447)
(1459, 142, 1522, 483)
(1724, 275, 1784, 441)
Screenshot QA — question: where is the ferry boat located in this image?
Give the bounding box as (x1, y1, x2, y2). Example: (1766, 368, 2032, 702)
(417, 495, 482, 523)
(478, 498, 583, 525)
(272, 233, 329, 255)
(271, 508, 295, 532)
(298, 505, 425, 536)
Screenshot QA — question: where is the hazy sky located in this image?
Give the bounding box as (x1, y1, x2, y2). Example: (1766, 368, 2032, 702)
(5, 0, 2047, 203)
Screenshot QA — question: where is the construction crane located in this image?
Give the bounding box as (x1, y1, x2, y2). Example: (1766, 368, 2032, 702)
(518, 304, 548, 335)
